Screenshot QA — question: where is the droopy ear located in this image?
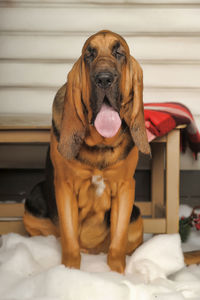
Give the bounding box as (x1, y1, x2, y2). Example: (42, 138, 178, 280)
(122, 56, 151, 155)
(58, 58, 87, 160)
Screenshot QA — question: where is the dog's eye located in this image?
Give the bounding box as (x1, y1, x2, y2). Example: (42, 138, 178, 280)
(113, 51, 124, 60)
(84, 46, 97, 62)
(112, 42, 125, 60)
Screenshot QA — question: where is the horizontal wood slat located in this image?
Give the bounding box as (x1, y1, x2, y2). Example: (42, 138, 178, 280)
(1, 36, 200, 61)
(0, 89, 55, 114)
(0, 62, 68, 88)
(0, 203, 24, 217)
(0, 7, 200, 34)
(1, 62, 200, 89)
(0, 114, 51, 129)
(135, 202, 151, 216)
(143, 88, 200, 113)
(0, 88, 200, 118)
(143, 218, 166, 233)
(0, 130, 50, 143)
(1, 0, 200, 4)
(0, 144, 48, 169)
(0, 220, 27, 235)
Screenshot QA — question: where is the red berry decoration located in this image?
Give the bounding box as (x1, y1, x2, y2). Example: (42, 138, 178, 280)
(179, 206, 200, 242)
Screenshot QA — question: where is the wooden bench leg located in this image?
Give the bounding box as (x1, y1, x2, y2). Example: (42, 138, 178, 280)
(151, 143, 165, 218)
(166, 129, 180, 233)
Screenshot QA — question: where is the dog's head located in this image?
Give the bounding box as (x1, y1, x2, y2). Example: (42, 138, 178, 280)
(58, 30, 150, 159)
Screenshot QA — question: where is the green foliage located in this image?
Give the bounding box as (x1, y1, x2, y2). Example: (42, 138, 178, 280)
(179, 206, 200, 243)
(179, 217, 192, 243)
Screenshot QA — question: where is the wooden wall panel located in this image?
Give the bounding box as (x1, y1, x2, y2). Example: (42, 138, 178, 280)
(0, 0, 199, 168)
(1, 62, 200, 89)
(0, 6, 200, 34)
(1, 36, 200, 61)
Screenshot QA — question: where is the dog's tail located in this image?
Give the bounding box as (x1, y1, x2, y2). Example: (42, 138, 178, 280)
(184, 250, 200, 265)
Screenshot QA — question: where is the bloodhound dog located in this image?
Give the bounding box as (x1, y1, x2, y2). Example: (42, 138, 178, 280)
(24, 30, 150, 273)
(25, 30, 200, 272)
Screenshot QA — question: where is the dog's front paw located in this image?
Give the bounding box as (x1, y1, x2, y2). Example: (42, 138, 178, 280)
(107, 249, 125, 273)
(62, 251, 81, 269)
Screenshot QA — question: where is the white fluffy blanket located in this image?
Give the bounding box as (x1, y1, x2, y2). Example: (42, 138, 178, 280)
(0, 232, 200, 300)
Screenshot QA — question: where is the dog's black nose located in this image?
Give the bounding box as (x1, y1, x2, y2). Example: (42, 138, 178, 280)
(95, 72, 114, 89)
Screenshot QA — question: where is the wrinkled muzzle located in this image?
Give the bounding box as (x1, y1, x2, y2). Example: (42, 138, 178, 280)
(90, 61, 122, 138)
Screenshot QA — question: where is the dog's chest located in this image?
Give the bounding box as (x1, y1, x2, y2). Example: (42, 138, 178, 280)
(77, 174, 111, 223)
(91, 175, 106, 197)
(76, 174, 112, 249)
(76, 130, 134, 170)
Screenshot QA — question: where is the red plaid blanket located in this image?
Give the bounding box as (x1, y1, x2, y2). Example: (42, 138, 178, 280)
(144, 102, 200, 159)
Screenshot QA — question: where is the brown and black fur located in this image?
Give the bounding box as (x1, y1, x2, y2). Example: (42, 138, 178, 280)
(24, 30, 200, 273)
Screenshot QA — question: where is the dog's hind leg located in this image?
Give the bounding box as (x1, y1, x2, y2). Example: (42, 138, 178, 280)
(24, 147, 59, 237)
(24, 181, 59, 237)
(23, 210, 59, 237)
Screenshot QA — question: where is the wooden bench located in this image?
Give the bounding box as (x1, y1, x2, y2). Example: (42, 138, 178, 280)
(0, 114, 183, 235)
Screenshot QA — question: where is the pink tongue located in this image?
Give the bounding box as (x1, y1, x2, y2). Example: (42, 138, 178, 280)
(94, 104, 121, 138)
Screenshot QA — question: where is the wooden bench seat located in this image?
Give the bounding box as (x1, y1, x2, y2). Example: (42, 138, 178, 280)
(0, 113, 183, 235)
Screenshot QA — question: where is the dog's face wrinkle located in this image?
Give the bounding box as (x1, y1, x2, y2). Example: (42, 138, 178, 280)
(91, 71, 120, 103)
(89, 79, 121, 124)
(89, 87, 105, 124)
(84, 38, 125, 124)
(84, 143, 115, 153)
(105, 80, 121, 111)
(84, 45, 98, 64)
(112, 41, 126, 62)
(52, 119, 60, 142)
(76, 131, 134, 170)
(81, 95, 88, 117)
